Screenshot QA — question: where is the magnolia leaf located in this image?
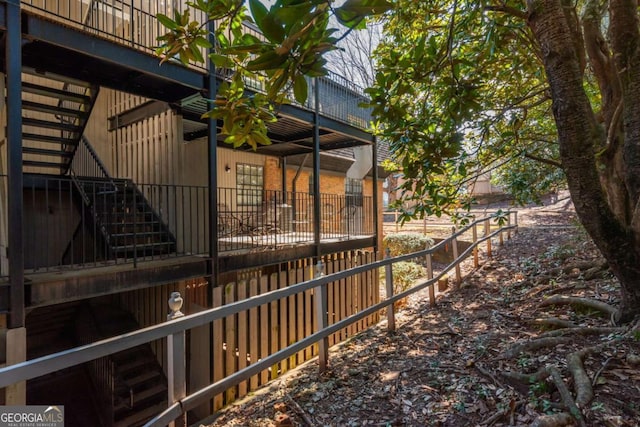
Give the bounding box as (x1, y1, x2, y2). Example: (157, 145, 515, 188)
(293, 74, 308, 104)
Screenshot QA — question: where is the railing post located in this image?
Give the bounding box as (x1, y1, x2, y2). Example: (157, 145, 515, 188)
(451, 227, 461, 288)
(426, 252, 435, 307)
(484, 219, 492, 258)
(314, 261, 329, 372)
(167, 292, 186, 427)
(507, 211, 512, 240)
(499, 217, 504, 246)
(132, 181, 137, 268)
(472, 223, 479, 268)
(384, 248, 395, 331)
(514, 211, 519, 234)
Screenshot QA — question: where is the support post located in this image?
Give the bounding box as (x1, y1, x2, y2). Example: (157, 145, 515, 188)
(472, 223, 479, 268)
(426, 253, 435, 306)
(167, 292, 186, 427)
(451, 227, 461, 288)
(507, 211, 512, 239)
(207, 19, 219, 290)
(281, 157, 287, 204)
(372, 136, 380, 251)
(4, 327, 26, 404)
(384, 249, 395, 331)
(312, 79, 321, 257)
(485, 219, 492, 258)
(314, 261, 328, 372)
(6, 0, 24, 330)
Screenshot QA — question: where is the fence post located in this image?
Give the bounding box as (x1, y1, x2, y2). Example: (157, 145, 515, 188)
(514, 211, 519, 234)
(451, 227, 461, 288)
(384, 248, 395, 331)
(314, 261, 329, 372)
(507, 211, 512, 240)
(484, 219, 492, 258)
(426, 252, 435, 306)
(167, 292, 186, 427)
(472, 223, 479, 268)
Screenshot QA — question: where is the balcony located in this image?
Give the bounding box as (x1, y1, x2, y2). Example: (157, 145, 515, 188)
(1, 174, 374, 278)
(17, 0, 372, 130)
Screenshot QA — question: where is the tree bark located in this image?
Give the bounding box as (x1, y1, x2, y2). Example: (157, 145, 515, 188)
(527, 0, 640, 321)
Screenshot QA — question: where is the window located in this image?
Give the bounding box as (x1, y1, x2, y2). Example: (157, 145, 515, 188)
(345, 178, 363, 207)
(237, 163, 263, 206)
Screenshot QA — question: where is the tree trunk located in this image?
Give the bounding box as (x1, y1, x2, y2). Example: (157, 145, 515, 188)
(527, 0, 640, 321)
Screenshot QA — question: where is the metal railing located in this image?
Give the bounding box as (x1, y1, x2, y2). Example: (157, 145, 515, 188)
(0, 212, 517, 426)
(20, 0, 372, 129)
(21, 177, 375, 272)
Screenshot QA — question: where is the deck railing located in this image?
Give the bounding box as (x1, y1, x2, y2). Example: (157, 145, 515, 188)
(0, 212, 518, 426)
(18, 177, 375, 274)
(20, 0, 372, 128)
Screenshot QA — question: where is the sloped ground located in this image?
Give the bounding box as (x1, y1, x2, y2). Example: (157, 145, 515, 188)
(202, 196, 640, 427)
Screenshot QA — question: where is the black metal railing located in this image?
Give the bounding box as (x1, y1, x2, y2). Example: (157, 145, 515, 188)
(21, 176, 375, 273)
(20, 0, 372, 129)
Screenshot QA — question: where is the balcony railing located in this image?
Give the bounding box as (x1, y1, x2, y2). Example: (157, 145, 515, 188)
(19, 0, 372, 129)
(17, 176, 374, 275)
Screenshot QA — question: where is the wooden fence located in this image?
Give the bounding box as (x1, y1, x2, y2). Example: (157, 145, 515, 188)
(0, 212, 516, 427)
(211, 251, 379, 410)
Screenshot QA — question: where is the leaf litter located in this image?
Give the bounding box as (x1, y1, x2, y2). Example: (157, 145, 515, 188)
(202, 197, 640, 427)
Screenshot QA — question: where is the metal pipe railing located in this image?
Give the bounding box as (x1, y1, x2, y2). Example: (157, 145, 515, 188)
(0, 212, 518, 427)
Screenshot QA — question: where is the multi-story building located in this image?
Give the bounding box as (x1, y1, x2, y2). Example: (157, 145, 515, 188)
(0, 1, 385, 425)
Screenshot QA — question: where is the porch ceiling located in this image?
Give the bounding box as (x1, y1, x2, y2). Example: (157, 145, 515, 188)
(180, 94, 373, 157)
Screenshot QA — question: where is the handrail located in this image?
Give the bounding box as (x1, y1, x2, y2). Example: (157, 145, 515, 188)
(0, 212, 517, 422)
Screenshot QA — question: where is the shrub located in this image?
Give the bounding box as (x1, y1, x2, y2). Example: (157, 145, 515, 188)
(384, 232, 434, 257)
(392, 261, 425, 293)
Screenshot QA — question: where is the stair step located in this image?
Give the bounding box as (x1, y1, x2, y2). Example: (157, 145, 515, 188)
(23, 67, 94, 88)
(111, 231, 167, 238)
(122, 370, 162, 388)
(22, 160, 65, 169)
(112, 242, 174, 252)
(115, 355, 157, 376)
(22, 132, 78, 146)
(22, 82, 91, 104)
(22, 117, 82, 133)
(23, 147, 74, 158)
(22, 100, 88, 118)
(114, 400, 167, 427)
(114, 383, 166, 413)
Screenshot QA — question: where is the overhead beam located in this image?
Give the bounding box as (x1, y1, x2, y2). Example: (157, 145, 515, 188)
(24, 14, 203, 100)
(108, 100, 171, 130)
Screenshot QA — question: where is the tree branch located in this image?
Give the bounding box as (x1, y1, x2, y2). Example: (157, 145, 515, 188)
(524, 153, 562, 168)
(484, 4, 527, 20)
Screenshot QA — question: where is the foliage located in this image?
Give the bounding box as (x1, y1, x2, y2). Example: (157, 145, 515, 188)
(367, 0, 566, 220)
(390, 261, 424, 293)
(383, 232, 433, 257)
(155, 0, 392, 150)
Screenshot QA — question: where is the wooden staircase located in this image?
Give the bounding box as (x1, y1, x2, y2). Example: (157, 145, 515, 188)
(74, 175, 177, 259)
(77, 304, 168, 427)
(21, 68, 99, 174)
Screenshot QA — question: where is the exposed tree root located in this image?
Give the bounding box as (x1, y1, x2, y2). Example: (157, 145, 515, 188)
(539, 326, 624, 338)
(503, 337, 572, 359)
(531, 317, 578, 330)
(548, 365, 586, 427)
(539, 295, 618, 319)
(530, 412, 576, 427)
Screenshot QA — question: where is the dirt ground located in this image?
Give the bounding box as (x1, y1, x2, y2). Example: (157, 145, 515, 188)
(201, 193, 640, 427)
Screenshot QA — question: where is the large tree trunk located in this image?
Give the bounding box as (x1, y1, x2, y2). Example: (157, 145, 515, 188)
(527, 0, 640, 321)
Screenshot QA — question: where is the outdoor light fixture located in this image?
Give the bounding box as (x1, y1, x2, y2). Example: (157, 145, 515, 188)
(225, 164, 231, 173)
